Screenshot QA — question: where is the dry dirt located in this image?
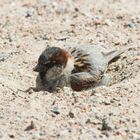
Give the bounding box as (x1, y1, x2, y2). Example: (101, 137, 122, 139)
(0, 0, 140, 140)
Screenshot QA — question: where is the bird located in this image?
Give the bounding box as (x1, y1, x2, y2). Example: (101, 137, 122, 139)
(33, 45, 130, 92)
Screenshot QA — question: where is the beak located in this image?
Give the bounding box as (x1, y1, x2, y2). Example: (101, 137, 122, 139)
(33, 64, 41, 72)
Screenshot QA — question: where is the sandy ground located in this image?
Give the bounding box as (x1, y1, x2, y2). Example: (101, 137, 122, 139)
(0, 0, 140, 139)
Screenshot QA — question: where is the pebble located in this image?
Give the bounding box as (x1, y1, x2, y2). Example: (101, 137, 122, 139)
(51, 107, 60, 115)
(24, 121, 36, 131)
(69, 111, 74, 118)
(101, 119, 115, 131)
(0, 53, 10, 62)
(102, 99, 111, 105)
(25, 10, 34, 18)
(104, 19, 114, 26)
(86, 118, 101, 125)
(124, 22, 138, 29)
(39, 130, 47, 136)
(9, 134, 15, 138)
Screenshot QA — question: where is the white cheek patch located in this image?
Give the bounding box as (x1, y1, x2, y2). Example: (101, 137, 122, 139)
(63, 58, 74, 75)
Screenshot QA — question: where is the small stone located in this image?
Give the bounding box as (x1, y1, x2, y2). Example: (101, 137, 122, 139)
(9, 134, 15, 138)
(24, 121, 36, 131)
(86, 118, 101, 125)
(116, 15, 124, 20)
(116, 131, 122, 135)
(41, 34, 48, 40)
(124, 128, 129, 133)
(0, 53, 10, 62)
(104, 19, 113, 26)
(94, 111, 102, 120)
(132, 119, 136, 123)
(51, 107, 60, 115)
(55, 36, 69, 41)
(39, 130, 47, 136)
(103, 100, 111, 105)
(25, 11, 32, 18)
(69, 111, 74, 118)
(101, 119, 115, 131)
(124, 23, 138, 29)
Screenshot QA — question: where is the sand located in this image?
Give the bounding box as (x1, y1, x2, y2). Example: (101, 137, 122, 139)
(0, 0, 140, 139)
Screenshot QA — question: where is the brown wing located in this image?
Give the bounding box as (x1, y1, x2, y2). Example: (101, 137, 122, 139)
(67, 47, 93, 73)
(70, 72, 103, 91)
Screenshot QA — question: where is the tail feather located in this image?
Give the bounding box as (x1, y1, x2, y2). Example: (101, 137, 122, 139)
(104, 46, 131, 63)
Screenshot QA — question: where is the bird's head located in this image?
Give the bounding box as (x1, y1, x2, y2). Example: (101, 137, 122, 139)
(33, 47, 74, 74)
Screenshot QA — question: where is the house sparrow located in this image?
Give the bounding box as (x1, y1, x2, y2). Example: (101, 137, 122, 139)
(33, 45, 130, 91)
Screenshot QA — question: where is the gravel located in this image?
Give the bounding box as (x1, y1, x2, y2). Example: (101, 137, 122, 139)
(0, 0, 140, 140)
